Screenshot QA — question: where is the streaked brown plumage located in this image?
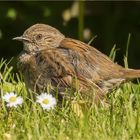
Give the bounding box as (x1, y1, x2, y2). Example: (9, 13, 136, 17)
(13, 24, 140, 103)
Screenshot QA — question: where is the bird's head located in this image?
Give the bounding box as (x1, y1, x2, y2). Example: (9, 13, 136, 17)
(13, 24, 65, 53)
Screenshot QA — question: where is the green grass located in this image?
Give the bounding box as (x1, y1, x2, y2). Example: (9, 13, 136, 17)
(0, 49, 140, 140)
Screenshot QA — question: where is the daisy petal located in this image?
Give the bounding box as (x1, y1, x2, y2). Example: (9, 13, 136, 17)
(36, 93, 56, 111)
(2, 92, 23, 108)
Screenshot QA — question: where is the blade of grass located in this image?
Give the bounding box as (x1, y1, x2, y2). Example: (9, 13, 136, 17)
(124, 33, 131, 68)
(109, 44, 117, 61)
(88, 35, 97, 45)
(78, 1, 84, 41)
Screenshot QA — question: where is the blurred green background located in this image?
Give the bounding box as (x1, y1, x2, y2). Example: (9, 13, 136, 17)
(0, 1, 140, 72)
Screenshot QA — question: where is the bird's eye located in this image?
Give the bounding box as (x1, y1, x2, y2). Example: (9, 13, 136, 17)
(36, 34, 42, 40)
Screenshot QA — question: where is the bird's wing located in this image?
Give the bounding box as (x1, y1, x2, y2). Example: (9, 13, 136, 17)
(59, 38, 124, 81)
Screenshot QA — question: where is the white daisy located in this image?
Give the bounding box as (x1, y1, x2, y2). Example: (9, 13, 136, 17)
(36, 93, 56, 110)
(2, 92, 23, 107)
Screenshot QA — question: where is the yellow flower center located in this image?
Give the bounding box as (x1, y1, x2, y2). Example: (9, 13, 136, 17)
(42, 99, 49, 105)
(9, 96, 17, 102)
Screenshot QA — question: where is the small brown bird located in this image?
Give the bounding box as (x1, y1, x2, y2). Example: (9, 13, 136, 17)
(13, 24, 140, 103)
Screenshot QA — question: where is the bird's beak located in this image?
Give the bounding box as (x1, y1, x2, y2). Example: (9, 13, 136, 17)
(12, 36, 30, 42)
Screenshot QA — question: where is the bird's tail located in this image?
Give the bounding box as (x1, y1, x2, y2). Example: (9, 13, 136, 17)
(123, 69, 140, 79)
